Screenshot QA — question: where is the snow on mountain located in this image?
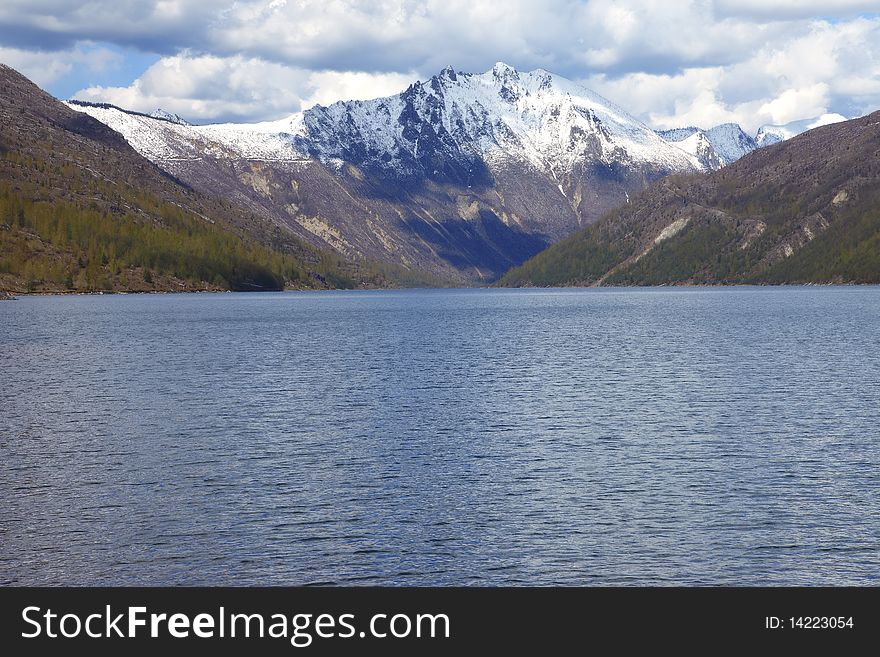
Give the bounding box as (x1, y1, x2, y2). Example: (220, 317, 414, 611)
(66, 101, 310, 162)
(705, 124, 759, 164)
(658, 123, 757, 170)
(656, 127, 702, 142)
(661, 114, 851, 168)
(301, 62, 704, 179)
(149, 108, 192, 125)
(66, 67, 844, 186)
(755, 113, 847, 147)
(657, 127, 723, 170)
(68, 62, 704, 179)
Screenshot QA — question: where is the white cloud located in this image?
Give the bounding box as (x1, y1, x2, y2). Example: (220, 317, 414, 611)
(758, 84, 830, 126)
(585, 16, 880, 133)
(71, 53, 417, 123)
(0, 1, 221, 51)
(299, 70, 418, 110)
(2, 1, 879, 128)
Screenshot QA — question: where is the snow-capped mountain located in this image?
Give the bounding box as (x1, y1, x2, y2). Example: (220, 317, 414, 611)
(72, 63, 704, 178)
(657, 123, 758, 170)
(660, 115, 853, 167)
(755, 113, 847, 147)
(301, 63, 704, 180)
(657, 127, 724, 170)
(61, 63, 738, 281)
(704, 124, 760, 163)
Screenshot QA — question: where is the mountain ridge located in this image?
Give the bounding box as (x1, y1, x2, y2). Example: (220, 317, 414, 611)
(657, 123, 759, 170)
(500, 111, 880, 287)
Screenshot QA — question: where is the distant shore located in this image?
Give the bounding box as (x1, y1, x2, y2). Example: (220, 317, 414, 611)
(4, 281, 878, 301)
(497, 279, 872, 289)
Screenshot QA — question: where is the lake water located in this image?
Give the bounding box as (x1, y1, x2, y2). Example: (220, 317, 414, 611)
(1, 287, 878, 585)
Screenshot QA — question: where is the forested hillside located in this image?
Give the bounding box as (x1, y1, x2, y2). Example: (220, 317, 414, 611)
(501, 112, 880, 287)
(0, 63, 394, 294)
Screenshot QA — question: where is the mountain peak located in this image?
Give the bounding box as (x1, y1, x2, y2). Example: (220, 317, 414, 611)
(711, 122, 743, 130)
(439, 65, 457, 81)
(491, 61, 519, 77)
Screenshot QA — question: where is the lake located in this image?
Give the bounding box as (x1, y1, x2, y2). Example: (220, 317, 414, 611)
(1, 287, 878, 585)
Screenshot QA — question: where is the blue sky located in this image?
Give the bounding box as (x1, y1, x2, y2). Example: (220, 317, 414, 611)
(43, 43, 160, 100)
(1, 1, 879, 132)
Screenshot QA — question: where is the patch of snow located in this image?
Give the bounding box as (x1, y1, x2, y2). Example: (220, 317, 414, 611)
(150, 109, 191, 126)
(705, 123, 758, 164)
(66, 102, 311, 163)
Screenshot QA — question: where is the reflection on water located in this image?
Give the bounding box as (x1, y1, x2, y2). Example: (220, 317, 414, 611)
(1, 287, 878, 585)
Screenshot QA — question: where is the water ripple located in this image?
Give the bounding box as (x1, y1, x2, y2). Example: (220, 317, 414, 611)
(1, 287, 879, 585)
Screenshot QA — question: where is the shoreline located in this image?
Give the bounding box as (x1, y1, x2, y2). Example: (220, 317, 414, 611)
(497, 280, 873, 289)
(4, 281, 879, 300)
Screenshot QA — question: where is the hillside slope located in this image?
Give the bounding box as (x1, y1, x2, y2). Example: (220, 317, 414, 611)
(0, 64, 377, 294)
(500, 112, 880, 286)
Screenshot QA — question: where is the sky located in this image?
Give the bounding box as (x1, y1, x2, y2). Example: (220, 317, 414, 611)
(1, 1, 879, 133)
